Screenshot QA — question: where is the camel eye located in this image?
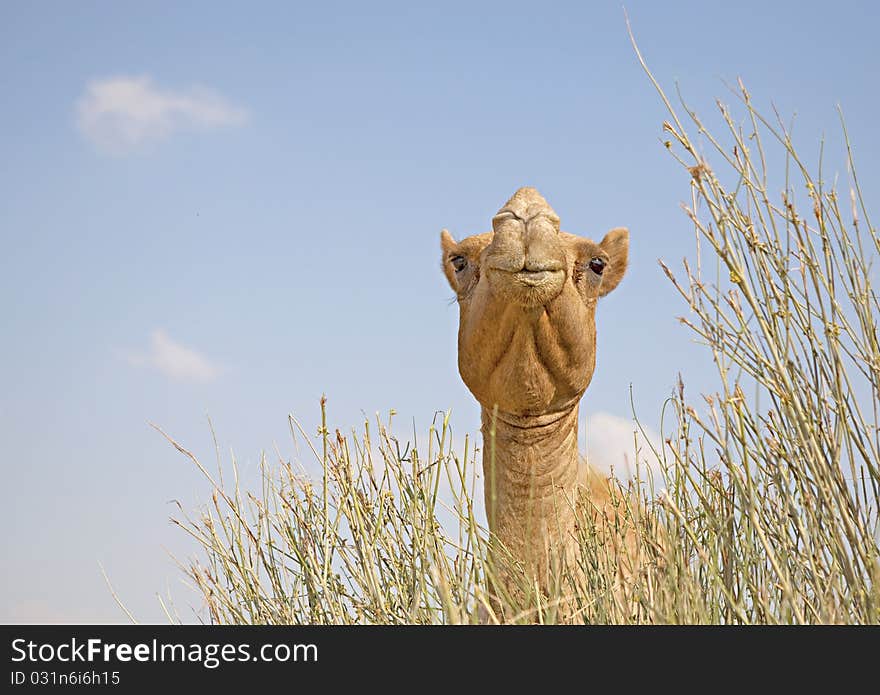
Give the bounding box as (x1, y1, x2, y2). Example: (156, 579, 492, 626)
(451, 255, 467, 272)
(588, 257, 606, 275)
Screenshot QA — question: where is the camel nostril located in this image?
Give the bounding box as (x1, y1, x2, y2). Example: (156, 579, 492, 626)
(589, 257, 606, 275)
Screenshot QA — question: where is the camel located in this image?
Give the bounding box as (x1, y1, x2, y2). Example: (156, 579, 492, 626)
(440, 186, 638, 620)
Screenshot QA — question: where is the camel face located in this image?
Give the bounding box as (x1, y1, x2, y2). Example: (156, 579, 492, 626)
(441, 187, 628, 417)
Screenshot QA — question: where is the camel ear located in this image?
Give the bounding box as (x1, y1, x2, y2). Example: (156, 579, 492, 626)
(598, 227, 628, 296)
(440, 229, 460, 292)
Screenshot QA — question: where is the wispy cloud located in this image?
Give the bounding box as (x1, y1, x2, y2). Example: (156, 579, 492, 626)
(585, 412, 663, 481)
(76, 75, 248, 154)
(125, 329, 219, 383)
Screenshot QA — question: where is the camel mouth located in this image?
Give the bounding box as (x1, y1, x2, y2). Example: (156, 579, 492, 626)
(485, 265, 566, 302)
(512, 269, 562, 287)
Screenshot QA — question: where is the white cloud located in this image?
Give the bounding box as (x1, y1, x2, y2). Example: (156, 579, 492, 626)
(76, 75, 248, 153)
(126, 329, 219, 383)
(585, 412, 664, 482)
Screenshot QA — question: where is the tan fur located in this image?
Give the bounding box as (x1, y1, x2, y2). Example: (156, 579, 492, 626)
(440, 187, 633, 619)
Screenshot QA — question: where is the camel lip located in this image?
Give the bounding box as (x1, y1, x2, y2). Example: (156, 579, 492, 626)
(511, 269, 563, 286)
(488, 263, 564, 274)
(486, 265, 565, 288)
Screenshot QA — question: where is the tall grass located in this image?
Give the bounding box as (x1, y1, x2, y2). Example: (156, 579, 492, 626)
(164, 60, 880, 623)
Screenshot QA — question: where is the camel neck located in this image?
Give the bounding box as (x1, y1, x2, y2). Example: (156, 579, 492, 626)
(480, 402, 581, 585)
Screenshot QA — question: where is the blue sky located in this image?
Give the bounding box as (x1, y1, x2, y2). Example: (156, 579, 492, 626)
(2, 1, 878, 623)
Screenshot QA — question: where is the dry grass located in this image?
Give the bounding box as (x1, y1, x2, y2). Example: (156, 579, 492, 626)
(163, 54, 880, 624)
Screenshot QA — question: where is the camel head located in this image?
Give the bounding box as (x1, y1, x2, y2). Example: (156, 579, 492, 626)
(440, 187, 629, 418)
